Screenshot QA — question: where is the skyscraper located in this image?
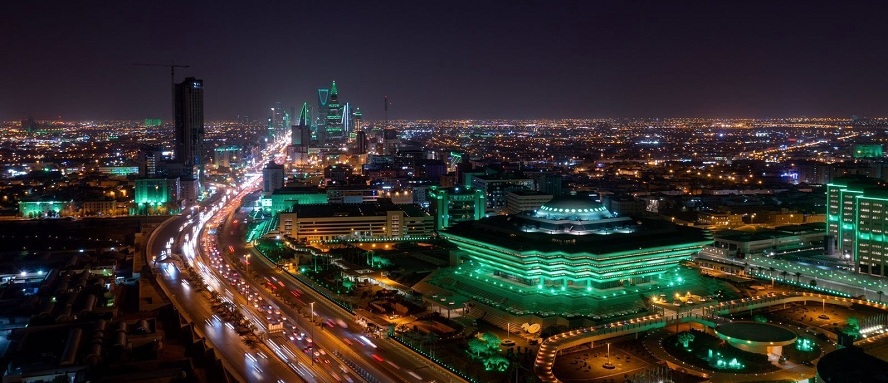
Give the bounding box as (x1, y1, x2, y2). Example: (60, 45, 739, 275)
(316, 88, 330, 140)
(174, 77, 204, 178)
(291, 102, 311, 152)
(325, 81, 344, 141)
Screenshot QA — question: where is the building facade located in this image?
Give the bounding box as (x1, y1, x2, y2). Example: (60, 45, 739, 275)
(441, 197, 711, 289)
(278, 202, 433, 242)
(174, 77, 204, 179)
(427, 186, 486, 229)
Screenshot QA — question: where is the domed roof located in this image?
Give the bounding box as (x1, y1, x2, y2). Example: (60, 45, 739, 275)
(535, 197, 613, 221)
(539, 197, 605, 213)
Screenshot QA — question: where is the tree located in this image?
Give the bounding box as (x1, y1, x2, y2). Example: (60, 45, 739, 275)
(468, 338, 490, 358)
(879, 291, 884, 303)
(810, 279, 817, 287)
(480, 332, 501, 349)
(484, 355, 510, 372)
(677, 332, 695, 348)
(753, 314, 768, 323)
(842, 317, 860, 340)
(795, 272, 802, 284)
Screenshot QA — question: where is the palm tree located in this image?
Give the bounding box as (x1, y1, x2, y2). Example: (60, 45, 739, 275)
(769, 267, 776, 278)
(878, 291, 884, 303)
(780, 270, 788, 281)
(795, 272, 802, 284)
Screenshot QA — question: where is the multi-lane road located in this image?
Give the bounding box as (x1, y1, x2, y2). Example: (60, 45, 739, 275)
(148, 136, 465, 383)
(148, 191, 303, 383)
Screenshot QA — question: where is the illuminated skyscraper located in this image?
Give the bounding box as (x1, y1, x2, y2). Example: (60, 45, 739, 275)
(174, 77, 204, 179)
(316, 88, 329, 140)
(324, 81, 344, 141)
(352, 107, 362, 131)
(342, 102, 351, 136)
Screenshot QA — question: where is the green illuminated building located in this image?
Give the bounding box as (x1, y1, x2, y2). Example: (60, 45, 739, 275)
(415, 197, 714, 320)
(260, 187, 328, 213)
(441, 198, 711, 290)
(134, 178, 180, 214)
(18, 201, 71, 218)
(427, 185, 486, 229)
(853, 144, 883, 159)
(827, 176, 888, 276)
(143, 118, 163, 127)
(324, 81, 344, 141)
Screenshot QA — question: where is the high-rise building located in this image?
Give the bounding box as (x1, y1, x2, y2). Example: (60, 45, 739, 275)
(352, 107, 363, 133)
(325, 81, 344, 141)
(825, 176, 888, 276)
(355, 130, 367, 154)
(262, 162, 285, 196)
(174, 77, 204, 179)
(291, 102, 311, 152)
(316, 88, 330, 140)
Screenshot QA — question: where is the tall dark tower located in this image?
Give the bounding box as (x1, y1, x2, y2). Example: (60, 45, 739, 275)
(292, 102, 311, 152)
(325, 81, 344, 141)
(174, 77, 204, 178)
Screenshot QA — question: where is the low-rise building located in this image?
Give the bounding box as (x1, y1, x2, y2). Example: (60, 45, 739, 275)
(278, 201, 433, 242)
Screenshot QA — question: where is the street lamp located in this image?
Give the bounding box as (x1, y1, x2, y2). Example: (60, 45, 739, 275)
(244, 254, 250, 273)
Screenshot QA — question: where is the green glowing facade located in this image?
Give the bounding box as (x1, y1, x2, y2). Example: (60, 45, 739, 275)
(852, 144, 883, 159)
(427, 185, 486, 229)
(441, 198, 712, 290)
(143, 118, 162, 127)
(18, 201, 71, 218)
(324, 81, 344, 141)
(134, 178, 176, 205)
(826, 176, 888, 276)
(261, 187, 328, 213)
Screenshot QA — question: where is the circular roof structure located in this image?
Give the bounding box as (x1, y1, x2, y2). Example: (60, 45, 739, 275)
(535, 197, 613, 221)
(715, 322, 796, 343)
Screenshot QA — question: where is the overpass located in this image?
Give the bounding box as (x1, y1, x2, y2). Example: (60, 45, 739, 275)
(534, 292, 888, 382)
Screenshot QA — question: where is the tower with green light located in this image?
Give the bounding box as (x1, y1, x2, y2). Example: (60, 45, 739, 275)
(324, 81, 344, 142)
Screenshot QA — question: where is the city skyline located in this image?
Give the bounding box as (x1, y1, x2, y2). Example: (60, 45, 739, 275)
(3, 1, 888, 121)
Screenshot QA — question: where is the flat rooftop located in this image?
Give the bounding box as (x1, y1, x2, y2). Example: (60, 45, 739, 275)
(294, 202, 429, 218)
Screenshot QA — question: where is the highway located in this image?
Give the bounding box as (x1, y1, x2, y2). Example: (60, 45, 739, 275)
(147, 198, 302, 383)
(151, 134, 465, 383)
(219, 206, 450, 383)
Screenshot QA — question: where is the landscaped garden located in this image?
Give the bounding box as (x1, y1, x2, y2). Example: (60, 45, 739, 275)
(663, 330, 779, 374)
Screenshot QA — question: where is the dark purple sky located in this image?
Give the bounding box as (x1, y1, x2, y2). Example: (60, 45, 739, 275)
(2, 1, 887, 121)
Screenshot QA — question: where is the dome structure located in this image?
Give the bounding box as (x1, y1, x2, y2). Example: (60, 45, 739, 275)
(535, 197, 613, 221)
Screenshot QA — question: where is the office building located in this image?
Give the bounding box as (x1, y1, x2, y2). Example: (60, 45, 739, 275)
(470, 174, 534, 213)
(427, 186, 486, 229)
(324, 81, 344, 141)
(262, 162, 285, 196)
(174, 77, 204, 179)
(277, 201, 433, 242)
(505, 190, 553, 214)
(441, 197, 711, 290)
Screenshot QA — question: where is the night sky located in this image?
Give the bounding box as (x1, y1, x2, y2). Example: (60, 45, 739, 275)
(2, 1, 887, 121)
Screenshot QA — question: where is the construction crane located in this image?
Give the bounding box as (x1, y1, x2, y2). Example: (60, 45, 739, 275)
(133, 61, 191, 123)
